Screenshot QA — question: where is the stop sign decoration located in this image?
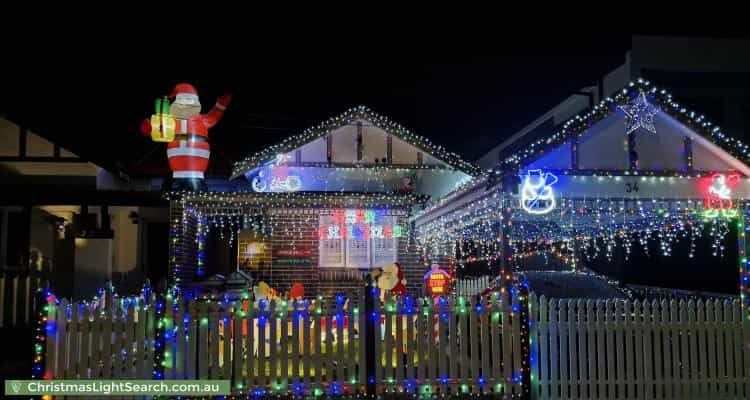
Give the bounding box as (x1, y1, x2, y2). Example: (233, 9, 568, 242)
(424, 265, 451, 296)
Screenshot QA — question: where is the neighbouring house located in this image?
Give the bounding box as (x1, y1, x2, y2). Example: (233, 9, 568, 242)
(0, 116, 169, 304)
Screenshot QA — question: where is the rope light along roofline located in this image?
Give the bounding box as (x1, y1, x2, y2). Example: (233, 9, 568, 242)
(230, 105, 482, 179)
(495, 78, 750, 175)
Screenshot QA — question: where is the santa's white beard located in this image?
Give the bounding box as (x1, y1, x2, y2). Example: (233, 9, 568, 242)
(170, 103, 201, 119)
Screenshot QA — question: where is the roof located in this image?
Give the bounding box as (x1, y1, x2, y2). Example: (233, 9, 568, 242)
(497, 78, 750, 173)
(522, 271, 629, 299)
(231, 105, 481, 179)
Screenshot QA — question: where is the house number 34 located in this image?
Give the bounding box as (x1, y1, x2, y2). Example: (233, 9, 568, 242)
(625, 182, 639, 193)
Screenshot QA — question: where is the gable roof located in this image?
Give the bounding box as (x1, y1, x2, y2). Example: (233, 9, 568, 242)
(231, 105, 481, 179)
(497, 78, 750, 174)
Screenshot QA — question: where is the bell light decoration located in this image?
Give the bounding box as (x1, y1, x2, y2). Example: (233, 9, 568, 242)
(149, 97, 176, 142)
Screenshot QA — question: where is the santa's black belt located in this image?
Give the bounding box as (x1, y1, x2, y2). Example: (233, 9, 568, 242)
(174, 134, 209, 143)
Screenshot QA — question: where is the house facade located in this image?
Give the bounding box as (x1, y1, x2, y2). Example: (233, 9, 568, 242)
(168, 106, 478, 297)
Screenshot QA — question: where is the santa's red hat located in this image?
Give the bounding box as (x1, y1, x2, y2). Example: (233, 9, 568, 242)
(170, 83, 200, 103)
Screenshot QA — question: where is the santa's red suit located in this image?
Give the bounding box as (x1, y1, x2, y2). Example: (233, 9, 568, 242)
(141, 83, 230, 180)
(390, 262, 407, 297)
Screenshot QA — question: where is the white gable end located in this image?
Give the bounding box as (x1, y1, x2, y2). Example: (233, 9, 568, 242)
(524, 111, 749, 175)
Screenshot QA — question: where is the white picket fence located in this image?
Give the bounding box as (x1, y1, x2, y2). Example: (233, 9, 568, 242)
(372, 290, 524, 396)
(44, 289, 525, 397)
(455, 275, 493, 297)
(0, 270, 45, 328)
(529, 294, 750, 400)
(45, 294, 157, 380)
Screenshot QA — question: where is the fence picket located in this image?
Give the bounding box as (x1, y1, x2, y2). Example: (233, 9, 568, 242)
(479, 296, 490, 395)
(187, 301, 198, 380)
(279, 301, 289, 391)
(715, 299, 727, 398)
(221, 304, 232, 382)
(268, 300, 277, 387)
(125, 302, 136, 378)
(508, 293, 519, 396)
(406, 302, 415, 386)
(78, 306, 91, 379)
(198, 302, 209, 380)
(303, 307, 311, 387)
(372, 297, 381, 388)
(417, 301, 426, 384)
(452, 297, 461, 393)
(558, 300, 568, 400)
(438, 298, 447, 393)
(732, 301, 743, 399)
(357, 291, 366, 387)
(565, 300, 577, 400)
(135, 300, 146, 379)
(605, 301, 616, 399)
(45, 297, 57, 379)
(347, 299, 356, 388)
(395, 299, 404, 384)
(511, 291, 522, 396)
(233, 304, 243, 394)
(246, 301, 255, 389)
(384, 295, 393, 390)
(723, 300, 734, 399)
(469, 296, 480, 392)
(696, 300, 708, 399)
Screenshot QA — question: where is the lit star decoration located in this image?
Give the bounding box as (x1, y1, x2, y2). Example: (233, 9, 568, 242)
(619, 91, 658, 135)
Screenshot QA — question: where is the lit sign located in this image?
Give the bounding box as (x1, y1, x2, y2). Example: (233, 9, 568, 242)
(424, 266, 451, 296)
(320, 224, 402, 240)
(251, 154, 302, 192)
(520, 169, 558, 214)
(319, 209, 402, 240)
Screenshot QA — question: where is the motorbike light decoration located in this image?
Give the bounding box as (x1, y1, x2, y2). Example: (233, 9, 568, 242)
(251, 153, 302, 193)
(520, 169, 558, 215)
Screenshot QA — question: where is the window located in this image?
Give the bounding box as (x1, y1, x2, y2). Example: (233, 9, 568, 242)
(318, 209, 401, 269)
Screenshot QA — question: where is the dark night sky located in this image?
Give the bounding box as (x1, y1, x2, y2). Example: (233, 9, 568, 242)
(1, 34, 637, 176)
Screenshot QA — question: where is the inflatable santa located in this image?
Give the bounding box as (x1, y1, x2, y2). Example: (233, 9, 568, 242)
(377, 262, 407, 298)
(140, 83, 231, 191)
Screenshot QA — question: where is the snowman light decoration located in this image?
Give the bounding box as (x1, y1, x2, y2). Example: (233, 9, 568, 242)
(520, 169, 558, 215)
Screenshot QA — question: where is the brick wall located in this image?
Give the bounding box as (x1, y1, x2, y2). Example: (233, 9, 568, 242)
(172, 203, 429, 297)
(242, 208, 427, 297)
